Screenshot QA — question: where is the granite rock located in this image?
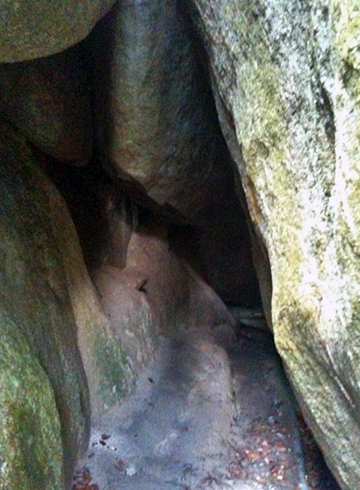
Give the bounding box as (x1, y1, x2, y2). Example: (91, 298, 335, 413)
(0, 0, 116, 62)
(192, 0, 360, 487)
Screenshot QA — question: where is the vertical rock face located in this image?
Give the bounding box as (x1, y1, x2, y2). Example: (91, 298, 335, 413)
(0, 118, 135, 489)
(90, 0, 230, 223)
(0, 310, 63, 490)
(83, 0, 260, 307)
(191, 0, 360, 487)
(0, 118, 90, 489)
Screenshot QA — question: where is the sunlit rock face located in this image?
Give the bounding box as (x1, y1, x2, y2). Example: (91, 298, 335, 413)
(191, 0, 360, 487)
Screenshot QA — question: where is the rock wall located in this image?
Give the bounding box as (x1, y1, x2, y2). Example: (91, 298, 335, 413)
(88, 0, 231, 224)
(3, 0, 360, 488)
(0, 43, 92, 166)
(0, 118, 135, 489)
(191, 0, 360, 488)
(0, 5, 258, 483)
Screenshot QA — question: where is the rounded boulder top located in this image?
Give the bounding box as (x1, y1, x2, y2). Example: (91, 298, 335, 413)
(0, 0, 116, 62)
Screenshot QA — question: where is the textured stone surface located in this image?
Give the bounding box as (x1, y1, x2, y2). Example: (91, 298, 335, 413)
(49, 176, 136, 421)
(0, 0, 115, 62)
(0, 117, 134, 488)
(89, 0, 231, 223)
(0, 42, 92, 165)
(90, 209, 241, 381)
(191, 0, 360, 488)
(0, 117, 89, 489)
(0, 310, 63, 490)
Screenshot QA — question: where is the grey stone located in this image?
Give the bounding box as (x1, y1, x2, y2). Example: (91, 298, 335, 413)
(0, 43, 92, 164)
(0, 0, 116, 62)
(0, 117, 135, 488)
(191, 0, 360, 487)
(89, 0, 230, 223)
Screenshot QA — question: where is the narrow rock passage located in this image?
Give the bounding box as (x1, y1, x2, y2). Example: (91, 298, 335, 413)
(74, 320, 310, 490)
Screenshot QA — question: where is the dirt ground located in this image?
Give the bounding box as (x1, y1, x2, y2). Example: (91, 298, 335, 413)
(73, 319, 340, 490)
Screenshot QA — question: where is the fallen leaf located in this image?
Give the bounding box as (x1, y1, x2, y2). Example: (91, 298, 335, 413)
(84, 475, 92, 484)
(114, 459, 127, 471)
(277, 442, 286, 452)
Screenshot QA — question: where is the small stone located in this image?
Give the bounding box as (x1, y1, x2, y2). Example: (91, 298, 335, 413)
(125, 464, 138, 477)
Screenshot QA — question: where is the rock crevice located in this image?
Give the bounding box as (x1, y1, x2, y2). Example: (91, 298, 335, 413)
(1, 1, 359, 489)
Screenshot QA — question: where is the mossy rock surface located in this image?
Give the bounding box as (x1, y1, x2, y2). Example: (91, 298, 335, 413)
(0, 310, 63, 490)
(0, 116, 90, 488)
(0, 0, 116, 62)
(0, 116, 136, 487)
(193, 0, 360, 488)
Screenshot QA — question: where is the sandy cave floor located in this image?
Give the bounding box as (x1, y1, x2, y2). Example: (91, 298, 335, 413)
(73, 316, 339, 490)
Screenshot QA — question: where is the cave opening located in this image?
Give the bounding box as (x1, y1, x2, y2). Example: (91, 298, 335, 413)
(9, 1, 339, 489)
(44, 0, 265, 316)
(0, 0, 356, 488)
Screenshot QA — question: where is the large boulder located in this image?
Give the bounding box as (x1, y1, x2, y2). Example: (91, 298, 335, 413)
(85, 0, 260, 306)
(0, 0, 116, 62)
(191, 0, 360, 487)
(89, 0, 231, 223)
(0, 117, 89, 489)
(0, 117, 134, 489)
(0, 42, 92, 165)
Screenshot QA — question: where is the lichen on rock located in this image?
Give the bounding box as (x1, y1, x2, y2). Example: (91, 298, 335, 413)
(192, 0, 360, 487)
(0, 310, 63, 490)
(0, 116, 135, 487)
(0, 0, 116, 62)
